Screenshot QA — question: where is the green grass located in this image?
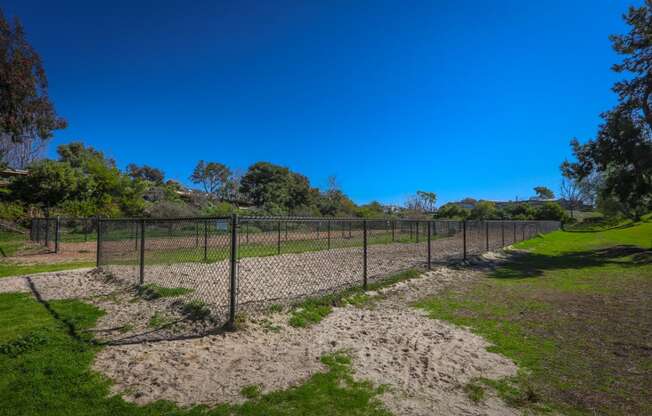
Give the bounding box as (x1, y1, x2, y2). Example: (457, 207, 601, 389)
(107, 232, 442, 267)
(0, 261, 95, 278)
(416, 216, 652, 415)
(136, 283, 193, 300)
(289, 268, 423, 327)
(147, 312, 175, 329)
(0, 230, 28, 257)
(0, 291, 390, 416)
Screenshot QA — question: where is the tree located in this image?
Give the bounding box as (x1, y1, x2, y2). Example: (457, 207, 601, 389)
(534, 202, 567, 221)
(434, 203, 470, 220)
(609, 1, 652, 131)
(469, 201, 497, 220)
(560, 176, 582, 219)
(562, 3, 652, 220)
(9, 160, 77, 213)
(416, 191, 437, 212)
(127, 164, 164, 184)
(240, 162, 312, 214)
(190, 160, 231, 199)
(533, 186, 554, 200)
(0, 10, 66, 168)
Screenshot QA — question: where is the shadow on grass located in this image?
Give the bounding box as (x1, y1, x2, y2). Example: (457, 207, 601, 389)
(492, 245, 652, 279)
(564, 222, 636, 233)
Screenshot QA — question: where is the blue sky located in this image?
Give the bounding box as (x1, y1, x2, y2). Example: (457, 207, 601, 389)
(2, 0, 634, 205)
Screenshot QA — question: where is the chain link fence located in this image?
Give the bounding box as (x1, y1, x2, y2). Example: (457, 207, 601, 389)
(89, 215, 560, 341)
(26, 215, 559, 342)
(29, 217, 98, 256)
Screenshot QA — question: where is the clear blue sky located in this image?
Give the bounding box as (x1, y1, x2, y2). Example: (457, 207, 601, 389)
(2, 0, 634, 205)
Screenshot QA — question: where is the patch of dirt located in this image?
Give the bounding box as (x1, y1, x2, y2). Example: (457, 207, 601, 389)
(94, 267, 519, 415)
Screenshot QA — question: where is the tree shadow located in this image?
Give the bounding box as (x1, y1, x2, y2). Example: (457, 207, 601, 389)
(564, 222, 636, 233)
(491, 245, 651, 279)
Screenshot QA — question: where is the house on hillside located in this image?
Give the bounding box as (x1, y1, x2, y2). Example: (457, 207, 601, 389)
(0, 168, 28, 187)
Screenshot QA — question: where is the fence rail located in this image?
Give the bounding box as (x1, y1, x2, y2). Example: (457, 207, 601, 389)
(88, 215, 560, 339)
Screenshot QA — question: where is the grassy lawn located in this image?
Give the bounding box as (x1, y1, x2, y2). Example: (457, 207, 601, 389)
(0, 262, 96, 278)
(416, 217, 652, 415)
(0, 291, 390, 416)
(106, 231, 438, 267)
(0, 230, 28, 258)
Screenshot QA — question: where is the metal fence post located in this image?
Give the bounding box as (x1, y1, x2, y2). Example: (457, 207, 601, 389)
(501, 221, 505, 247)
(55, 216, 60, 254)
(513, 222, 517, 242)
(96, 218, 102, 267)
(391, 220, 395, 242)
(427, 221, 432, 270)
(416, 221, 420, 243)
(485, 221, 489, 251)
(195, 222, 199, 248)
(363, 219, 368, 290)
(522, 223, 525, 241)
(228, 214, 239, 330)
(277, 221, 281, 255)
(203, 220, 208, 262)
(139, 219, 146, 285)
(327, 220, 331, 249)
(44, 218, 50, 250)
(462, 220, 467, 261)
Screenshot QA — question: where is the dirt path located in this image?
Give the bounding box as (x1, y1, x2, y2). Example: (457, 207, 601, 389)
(93, 266, 518, 415)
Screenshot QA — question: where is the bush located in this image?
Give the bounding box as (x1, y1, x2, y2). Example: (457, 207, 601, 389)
(0, 202, 25, 222)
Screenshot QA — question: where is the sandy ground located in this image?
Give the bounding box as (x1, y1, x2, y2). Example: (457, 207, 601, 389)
(91, 266, 519, 415)
(0, 255, 522, 415)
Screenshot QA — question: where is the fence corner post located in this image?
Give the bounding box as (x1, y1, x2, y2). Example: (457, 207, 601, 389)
(139, 219, 145, 285)
(363, 219, 368, 290)
(427, 221, 432, 270)
(485, 221, 489, 251)
(462, 220, 467, 261)
(54, 216, 60, 254)
(227, 213, 239, 330)
(96, 217, 102, 268)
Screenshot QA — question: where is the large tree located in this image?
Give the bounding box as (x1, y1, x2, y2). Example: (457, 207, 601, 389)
(127, 163, 165, 184)
(239, 162, 312, 214)
(533, 186, 554, 200)
(190, 160, 231, 199)
(562, 2, 652, 220)
(0, 10, 66, 168)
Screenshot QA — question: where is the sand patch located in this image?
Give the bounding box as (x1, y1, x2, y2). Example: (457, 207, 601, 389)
(94, 267, 519, 415)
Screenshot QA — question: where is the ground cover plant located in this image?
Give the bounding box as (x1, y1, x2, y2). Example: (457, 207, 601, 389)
(416, 215, 652, 415)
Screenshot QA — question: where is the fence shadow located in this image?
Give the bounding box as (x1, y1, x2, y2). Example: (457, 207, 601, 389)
(491, 245, 651, 279)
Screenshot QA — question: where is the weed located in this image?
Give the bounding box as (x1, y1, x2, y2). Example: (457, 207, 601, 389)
(181, 300, 211, 321)
(137, 284, 193, 300)
(463, 381, 485, 403)
(240, 385, 261, 399)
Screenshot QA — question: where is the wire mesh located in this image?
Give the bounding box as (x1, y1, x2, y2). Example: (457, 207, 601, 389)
(90, 216, 562, 342)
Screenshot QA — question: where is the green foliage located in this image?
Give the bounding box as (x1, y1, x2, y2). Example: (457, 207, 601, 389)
(10, 159, 78, 211)
(0, 201, 25, 221)
(0, 11, 67, 169)
(202, 201, 236, 217)
(240, 162, 313, 215)
(434, 203, 470, 219)
(533, 202, 567, 221)
(562, 3, 652, 220)
(127, 164, 164, 184)
(533, 186, 554, 200)
(469, 201, 497, 220)
(190, 160, 231, 198)
(147, 200, 198, 218)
